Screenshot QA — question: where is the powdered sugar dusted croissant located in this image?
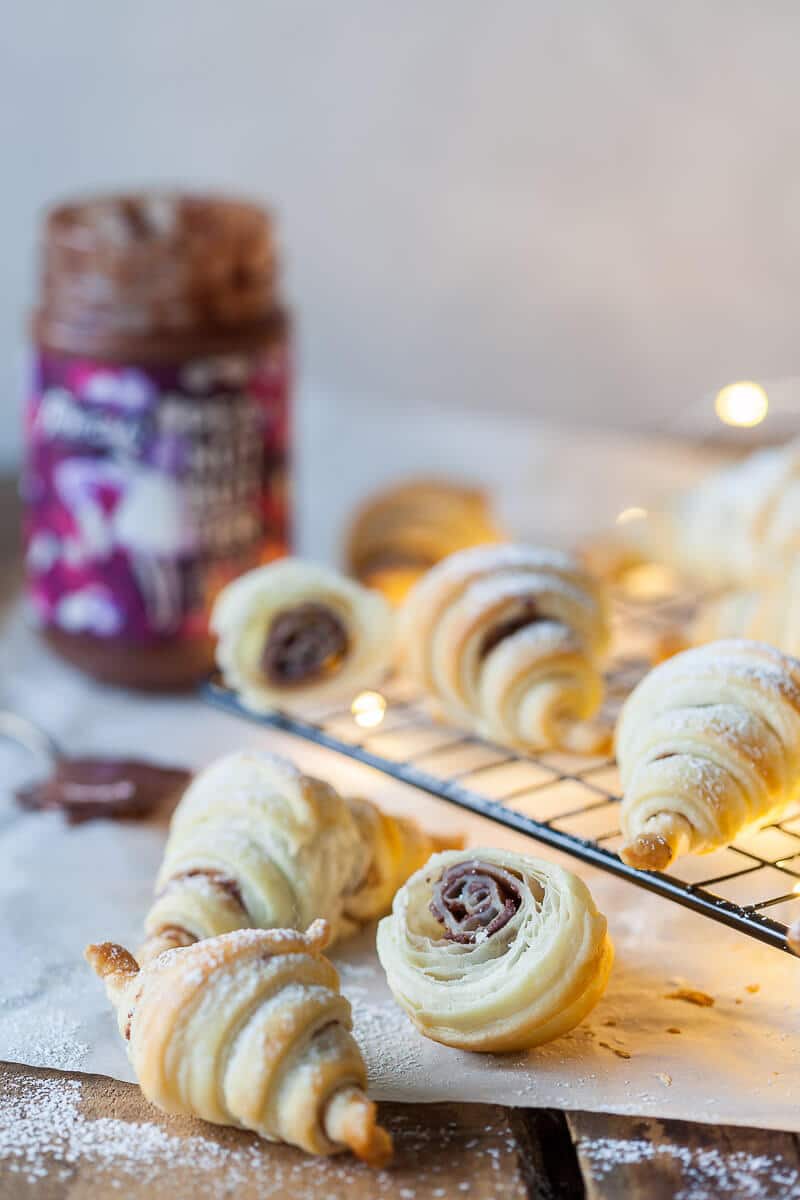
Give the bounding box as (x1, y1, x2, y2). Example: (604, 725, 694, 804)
(692, 562, 800, 658)
(86, 922, 392, 1164)
(212, 559, 393, 710)
(617, 640, 800, 871)
(140, 750, 453, 962)
(376, 848, 613, 1052)
(640, 440, 800, 587)
(399, 544, 611, 753)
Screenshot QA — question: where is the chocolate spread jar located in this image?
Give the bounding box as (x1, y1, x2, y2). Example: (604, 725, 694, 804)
(23, 193, 291, 689)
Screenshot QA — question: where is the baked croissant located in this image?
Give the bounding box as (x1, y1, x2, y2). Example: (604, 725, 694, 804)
(692, 562, 800, 658)
(345, 478, 503, 604)
(140, 749, 452, 962)
(212, 559, 393, 711)
(376, 848, 613, 1052)
(637, 440, 800, 587)
(617, 640, 800, 871)
(398, 544, 611, 753)
(86, 921, 392, 1164)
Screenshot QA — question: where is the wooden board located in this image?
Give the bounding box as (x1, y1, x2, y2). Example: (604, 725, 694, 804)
(2, 1062, 799, 1199)
(567, 1111, 800, 1200)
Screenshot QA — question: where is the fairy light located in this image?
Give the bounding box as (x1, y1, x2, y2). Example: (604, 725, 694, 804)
(621, 562, 678, 600)
(714, 381, 768, 428)
(615, 506, 648, 526)
(351, 690, 387, 729)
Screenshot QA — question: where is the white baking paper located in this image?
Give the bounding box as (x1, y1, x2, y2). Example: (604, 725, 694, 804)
(1, 604, 800, 1131)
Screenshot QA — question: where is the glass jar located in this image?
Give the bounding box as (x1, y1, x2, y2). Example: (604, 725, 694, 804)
(23, 192, 291, 689)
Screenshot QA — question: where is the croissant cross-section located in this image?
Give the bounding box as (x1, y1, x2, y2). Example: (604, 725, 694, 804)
(86, 921, 392, 1164)
(212, 558, 393, 710)
(376, 848, 613, 1052)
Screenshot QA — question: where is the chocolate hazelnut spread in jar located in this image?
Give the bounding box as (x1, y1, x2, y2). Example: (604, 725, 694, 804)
(23, 193, 291, 689)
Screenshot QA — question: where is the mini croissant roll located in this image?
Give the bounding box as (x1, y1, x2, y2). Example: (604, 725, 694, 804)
(399, 544, 611, 753)
(376, 849, 613, 1052)
(140, 750, 454, 963)
(346, 478, 503, 604)
(636, 439, 800, 588)
(86, 922, 392, 1164)
(212, 559, 393, 711)
(692, 562, 800, 658)
(617, 640, 800, 871)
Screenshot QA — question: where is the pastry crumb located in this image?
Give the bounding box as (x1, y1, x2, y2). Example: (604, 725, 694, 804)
(603, 1018, 617, 1027)
(665, 1027, 682, 1035)
(664, 988, 714, 1008)
(598, 1040, 631, 1060)
(657, 1072, 672, 1087)
(745, 983, 760, 994)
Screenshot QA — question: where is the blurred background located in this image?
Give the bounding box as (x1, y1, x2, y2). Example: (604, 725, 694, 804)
(3, 0, 799, 551)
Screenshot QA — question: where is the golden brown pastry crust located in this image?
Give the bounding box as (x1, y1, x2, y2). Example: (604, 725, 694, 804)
(617, 640, 800, 870)
(346, 478, 503, 604)
(139, 750, 458, 963)
(398, 544, 610, 753)
(212, 559, 393, 711)
(86, 921, 392, 1165)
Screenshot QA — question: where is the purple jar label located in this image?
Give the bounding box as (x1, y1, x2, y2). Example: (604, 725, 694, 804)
(23, 348, 290, 641)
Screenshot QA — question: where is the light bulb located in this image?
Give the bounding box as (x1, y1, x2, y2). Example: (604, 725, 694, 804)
(616, 506, 648, 526)
(714, 382, 768, 428)
(351, 690, 387, 729)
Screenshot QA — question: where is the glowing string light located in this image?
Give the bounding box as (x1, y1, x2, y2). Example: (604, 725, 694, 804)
(616, 506, 648, 526)
(351, 690, 387, 729)
(714, 381, 768, 428)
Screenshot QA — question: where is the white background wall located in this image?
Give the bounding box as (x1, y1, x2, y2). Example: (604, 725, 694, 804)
(2, 0, 800, 469)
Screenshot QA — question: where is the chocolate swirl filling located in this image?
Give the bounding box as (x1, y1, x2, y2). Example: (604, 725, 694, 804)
(479, 600, 541, 660)
(430, 859, 523, 943)
(162, 868, 247, 912)
(261, 602, 349, 686)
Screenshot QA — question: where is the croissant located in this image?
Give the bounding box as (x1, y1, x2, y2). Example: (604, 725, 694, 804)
(376, 848, 613, 1052)
(345, 478, 503, 604)
(86, 921, 392, 1164)
(634, 440, 800, 588)
(212, 558, 393, 711)
(140, 749, 453, 962)
(692, 562, 800, 658)
(398, 544, 610, 753)
(617, 640, 800, 871)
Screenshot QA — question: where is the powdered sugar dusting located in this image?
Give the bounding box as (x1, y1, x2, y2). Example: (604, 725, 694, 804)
(152, 922, 329, 975)
(0, 1074, 268, 1187)
(0, 1009, 89, 1072)
(349, 998, 425, 1089)
(0, 1069, 513, 1196)
(578, 1135, 800, 1199)
(0, 1072, 403, 1194)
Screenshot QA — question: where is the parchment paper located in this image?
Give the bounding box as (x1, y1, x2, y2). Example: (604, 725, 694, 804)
(2, 605, 800, 1131)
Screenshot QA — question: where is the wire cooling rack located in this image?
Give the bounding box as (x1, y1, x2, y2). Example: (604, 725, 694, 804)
(203, 584, 800, 956)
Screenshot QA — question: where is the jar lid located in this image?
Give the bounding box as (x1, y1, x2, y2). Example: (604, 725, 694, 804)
(34, 192, 281, 358)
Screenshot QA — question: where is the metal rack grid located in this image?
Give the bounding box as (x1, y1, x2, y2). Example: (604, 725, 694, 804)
(203, 586, 800, 956)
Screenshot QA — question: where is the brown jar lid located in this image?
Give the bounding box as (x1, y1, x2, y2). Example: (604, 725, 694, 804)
(34, 192, 282, 360)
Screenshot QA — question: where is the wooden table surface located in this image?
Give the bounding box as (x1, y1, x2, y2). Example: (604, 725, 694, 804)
(1, 479, 797, 1199)
(3, 1061, 799, 1199)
